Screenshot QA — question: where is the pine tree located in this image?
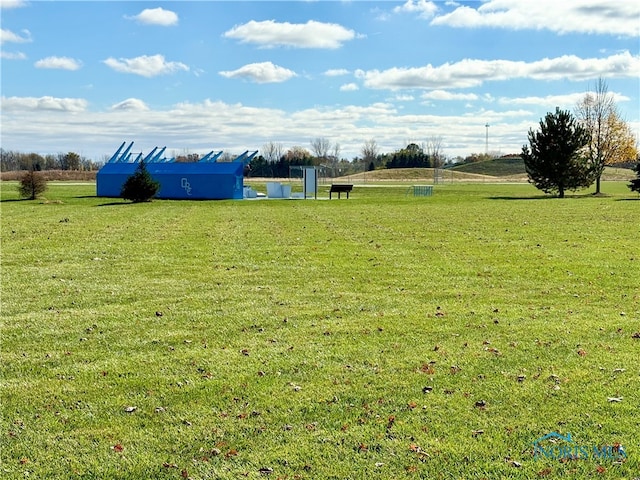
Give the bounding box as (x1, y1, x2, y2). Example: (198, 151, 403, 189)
(521, 107, 592, 198)
(120, 161, 160, 202)
(629, 160, 640, 194)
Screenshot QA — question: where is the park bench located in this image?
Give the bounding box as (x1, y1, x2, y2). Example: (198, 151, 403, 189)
(329, 184, 353, 199)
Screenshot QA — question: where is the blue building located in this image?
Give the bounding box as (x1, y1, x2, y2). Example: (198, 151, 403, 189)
(96, 142, 256, 200)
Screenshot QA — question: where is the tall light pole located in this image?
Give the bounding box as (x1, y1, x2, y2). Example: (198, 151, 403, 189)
(485, 123, 490, 155)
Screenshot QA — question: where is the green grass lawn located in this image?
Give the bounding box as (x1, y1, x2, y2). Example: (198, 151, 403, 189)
(1, 181, 639, 479)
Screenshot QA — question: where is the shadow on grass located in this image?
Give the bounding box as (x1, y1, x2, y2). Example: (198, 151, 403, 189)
(0, 198, 32, 203)
(96, 201, 132, 206)
(489, 193, 608, 200)
(74, 195, 131, 206)
(489, 195, 552, 200)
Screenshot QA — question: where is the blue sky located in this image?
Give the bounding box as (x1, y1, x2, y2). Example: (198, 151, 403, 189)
(1, 0, 639, 162)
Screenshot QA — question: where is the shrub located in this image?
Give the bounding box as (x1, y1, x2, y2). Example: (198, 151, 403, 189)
(18, 169, 47, 199)
(120, 161, 160, 202)
(629, 161, 640, 194)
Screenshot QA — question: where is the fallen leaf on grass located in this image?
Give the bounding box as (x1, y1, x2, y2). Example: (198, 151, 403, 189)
(112, 444, 124, 453)
(258, 467, 273, 475)
(408, 443, 429, 459)
(419, 363, 435, 374)
(386, 416, 396, 429)
(596, 465, 606, 474)
(471, 430, 484, 437)
(537, 467, 552, 476)
(123, 406, 137, 413)
(577, 349, 587, 356)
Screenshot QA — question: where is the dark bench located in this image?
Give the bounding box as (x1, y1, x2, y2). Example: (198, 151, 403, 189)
(329, 184, 353, 199)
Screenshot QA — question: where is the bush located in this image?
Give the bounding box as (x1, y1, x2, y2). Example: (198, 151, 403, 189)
(629, 161, 640, 194)
(120, 161, 160, 202)
(18, 169, 47, 199)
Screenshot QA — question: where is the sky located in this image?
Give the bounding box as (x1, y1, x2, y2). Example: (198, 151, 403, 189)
(1, 0, 639, 162)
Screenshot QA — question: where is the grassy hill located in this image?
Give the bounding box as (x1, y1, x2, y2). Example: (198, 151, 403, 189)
(339, 161, 633, 183)
(451, 157, 526, 177)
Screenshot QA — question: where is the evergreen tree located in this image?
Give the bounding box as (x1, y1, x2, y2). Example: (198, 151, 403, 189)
(120, 161, 160, 202)
(629, 160, 640, 194)
(18, 168, 47, 199)
(521, 107, 591, 198)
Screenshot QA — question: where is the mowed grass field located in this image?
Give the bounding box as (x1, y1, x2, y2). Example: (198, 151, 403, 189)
(1, 181, 639, 479)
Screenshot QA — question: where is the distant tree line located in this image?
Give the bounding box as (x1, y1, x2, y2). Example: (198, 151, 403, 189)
(245, 138, 451, 178)
(0, 149, 102, 172)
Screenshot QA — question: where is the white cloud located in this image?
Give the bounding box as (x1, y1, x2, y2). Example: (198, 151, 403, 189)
(392, 94, 415, 102)
(0, 0, 27, 9)
(0, 28, 31, 44)
(340, 83, 359, 92)
(324, 69, 350, 77)
(499, 91, 630, 107)
(128, 7, 178, 26)
(432, 0, 640, 37)
(1, 95, 87, 112)
(1, 51, 26, 60)
(0, 95, 634, 162)
(103, 54, 188, 77)
(422, 90, 478, 101)
(110, 98, 150, 112)
(35, 56, 82, 70)
(394, 0, 438, 19)
(219, 62, 296, 84)
(223, 20, 356, 49)
(361, 52, 640, 90)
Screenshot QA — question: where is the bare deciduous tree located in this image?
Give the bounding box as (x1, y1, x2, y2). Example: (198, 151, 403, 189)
(310, 137, 331, 160)
(424, 136, 445, 168)
(262, 141, 284, 163)
(575, 77, 638, 194)
(331, 142, 341, 162)
(361, 138, 379, 168)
